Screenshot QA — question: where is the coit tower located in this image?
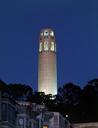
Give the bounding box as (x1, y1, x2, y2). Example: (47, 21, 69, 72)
(38, 28, 57, 95)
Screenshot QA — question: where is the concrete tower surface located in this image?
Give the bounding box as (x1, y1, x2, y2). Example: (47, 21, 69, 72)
(38, 28, 57, 95)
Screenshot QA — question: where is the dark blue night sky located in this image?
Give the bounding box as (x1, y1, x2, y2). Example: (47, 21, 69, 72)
(0, 0, 98, 91)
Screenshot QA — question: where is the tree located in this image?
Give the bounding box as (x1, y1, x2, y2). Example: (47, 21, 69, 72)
(8, 84, 33, 101)
(57, 83, 82, 122)
(58, 83, 81, 105)
(79, 79, 98, 122)
(0, 80, 7, 91)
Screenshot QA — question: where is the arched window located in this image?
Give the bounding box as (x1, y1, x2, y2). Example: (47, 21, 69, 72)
(44, 41, 49, 51)
(39, 42, 42, 52)
(50, 42, 55, 51)
(50, 31, 54, 36)
(41, 32, 43, 36)
(44, 31, 49, 36)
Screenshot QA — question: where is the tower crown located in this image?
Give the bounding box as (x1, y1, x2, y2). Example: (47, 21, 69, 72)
(39, 28, 56, 53)
(40, 28, 55, 38)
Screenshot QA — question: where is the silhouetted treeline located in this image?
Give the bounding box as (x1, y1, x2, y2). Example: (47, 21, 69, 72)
(0, 79, 98, 123)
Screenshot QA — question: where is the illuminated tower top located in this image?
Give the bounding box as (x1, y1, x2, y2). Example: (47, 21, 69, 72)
(39, 28, 56, 53)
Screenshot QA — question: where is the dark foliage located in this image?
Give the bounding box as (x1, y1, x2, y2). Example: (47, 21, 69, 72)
(0, 78, 98, 123)
(8, 84, 33, 101)
(0, 80, 8, 90)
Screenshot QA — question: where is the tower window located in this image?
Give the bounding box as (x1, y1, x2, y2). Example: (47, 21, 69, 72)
(50, 42, 55, 51)
(39, 42, 42, 52)
(44, 42, 49, 51)
(44, 31, 49, 36)
(50, 31, 54, 36)
(41, 32, 43, 36)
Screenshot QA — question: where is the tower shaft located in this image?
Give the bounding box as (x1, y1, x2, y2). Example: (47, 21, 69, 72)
(38, 28, 57, 95)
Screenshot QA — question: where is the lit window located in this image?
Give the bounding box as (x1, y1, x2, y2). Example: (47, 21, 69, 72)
(44, 42, 49, 51)
(43, 126, 48, 128)
(50, 42, 54, 51)
(41, 32, 43, 36)
(39, 42, 42, 52)
(50, 31, 54, 36)
(44, 31, 49, 36)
